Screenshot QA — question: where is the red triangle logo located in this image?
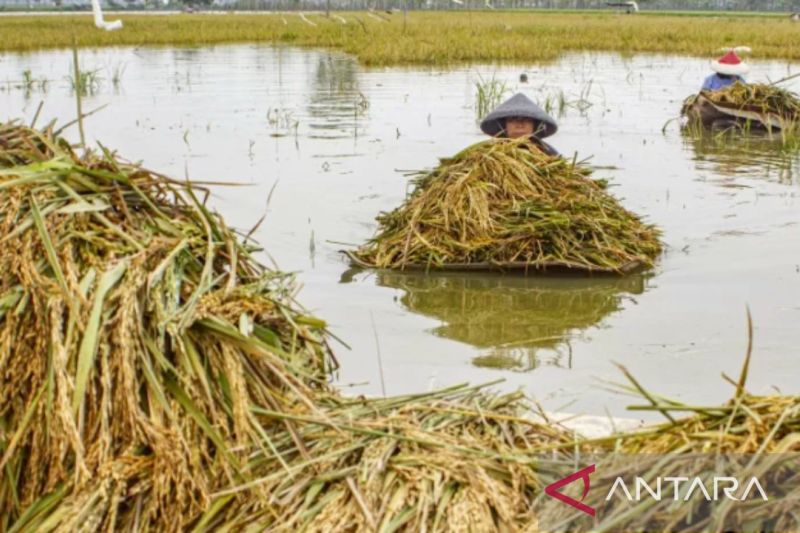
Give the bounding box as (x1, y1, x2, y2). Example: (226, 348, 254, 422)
(544, 464, 596, 517)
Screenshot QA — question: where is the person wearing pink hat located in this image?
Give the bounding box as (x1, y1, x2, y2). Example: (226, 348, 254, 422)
(701, 50, 750, 92)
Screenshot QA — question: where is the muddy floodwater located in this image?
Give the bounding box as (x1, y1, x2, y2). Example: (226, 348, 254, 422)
(1, 45, 798, 418)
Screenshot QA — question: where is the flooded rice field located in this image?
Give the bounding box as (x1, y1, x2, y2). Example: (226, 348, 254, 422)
(1, 45, 797, 418)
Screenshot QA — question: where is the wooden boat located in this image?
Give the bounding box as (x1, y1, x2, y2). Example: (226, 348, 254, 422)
(342, 250, 643, 276)
(682, 93, 788, 131)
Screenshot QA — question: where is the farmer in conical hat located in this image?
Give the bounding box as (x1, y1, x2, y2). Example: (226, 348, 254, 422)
(701, 50, 750, 91)
(480, 93, 559, 156)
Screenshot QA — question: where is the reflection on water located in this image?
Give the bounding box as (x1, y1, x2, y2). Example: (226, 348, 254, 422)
(682, 128, 800, 185)
(377, 272, 647, 371)
(307, 56, 365, 139)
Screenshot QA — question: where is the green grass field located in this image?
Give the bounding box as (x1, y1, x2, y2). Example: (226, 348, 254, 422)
(0, 11, 799, 65)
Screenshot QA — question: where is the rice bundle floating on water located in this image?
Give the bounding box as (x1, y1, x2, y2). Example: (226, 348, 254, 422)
(0, 120, 582, 532)
(349, 138, 662, 275)
(682, 82, 800, 131)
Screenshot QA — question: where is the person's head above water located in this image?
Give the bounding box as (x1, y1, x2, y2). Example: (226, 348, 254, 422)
(480, 93, 558, 140)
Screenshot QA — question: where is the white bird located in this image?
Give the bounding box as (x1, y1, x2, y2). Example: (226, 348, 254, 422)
(91, 0, 123, 31)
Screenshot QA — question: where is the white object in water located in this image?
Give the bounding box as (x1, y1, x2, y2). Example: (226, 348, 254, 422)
(91, 0, 123, 31)
(719, 46, 753, 54)
(539, 411, 645, 439)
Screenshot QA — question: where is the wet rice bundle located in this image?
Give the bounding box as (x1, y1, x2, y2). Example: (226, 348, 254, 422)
(0, 121, 578, 532)
(682, 82, 800, 129)
(0, 120, 338, 531)
(3, 120, 795, 532)
(540, 388, 800, 532)
(575, 352, 800, 532)
(702, 83, 800, 121)
(225, 385, 575, 532)
(351, 138, 662, 274)
(608, 345, 800, 455)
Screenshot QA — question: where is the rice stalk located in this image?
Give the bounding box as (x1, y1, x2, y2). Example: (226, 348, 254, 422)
(702, 83, 800, 122)
(0, 121, 574, 532)
(1, 119, 796, 533)
(351, 138, 662, 274)
(682, 82, 800, 137)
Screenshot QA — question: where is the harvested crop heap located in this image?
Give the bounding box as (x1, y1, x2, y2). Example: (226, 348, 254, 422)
(0, 121, 576, 532)
(351, 138, 662, 274)
(574, 353, 800, 532)
(683, 82, 800, 122)
(2, 121, 795, 532)
(537, 394, 800, 531)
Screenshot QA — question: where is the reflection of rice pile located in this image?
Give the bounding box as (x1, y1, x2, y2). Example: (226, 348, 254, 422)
(351, 138, 662, 274)
(0, 122, 579, 531)
(683, 82, 800, 122)
(378, 272, 644, 351)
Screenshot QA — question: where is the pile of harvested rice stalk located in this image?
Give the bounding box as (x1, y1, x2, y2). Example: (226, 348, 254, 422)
(607, 348, 800, 454)
(539, 385, 800, 531)
(705, 83, 800, 121)
(568, 350, 800, 532)
(4, 120, 795, 532)
(683, 82, 800, 123)
(0, 120, 335, 531)
(350, 138, 662, 274)
(0, 121, 581, 532)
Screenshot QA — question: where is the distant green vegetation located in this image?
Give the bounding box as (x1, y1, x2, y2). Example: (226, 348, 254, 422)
(1, 11, 799, 65)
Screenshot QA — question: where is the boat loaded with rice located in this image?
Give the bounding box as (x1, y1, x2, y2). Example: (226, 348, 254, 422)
(682, 82, 800, 131)
(348, 137, 662, 275)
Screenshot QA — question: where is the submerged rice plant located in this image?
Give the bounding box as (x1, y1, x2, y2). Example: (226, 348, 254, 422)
(21, 69, 35, 90)
(109, 62, 127, 88)
(67, 66, 102, 95)
(475, 73, 509, 121)
(15, 69, 48, 93)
